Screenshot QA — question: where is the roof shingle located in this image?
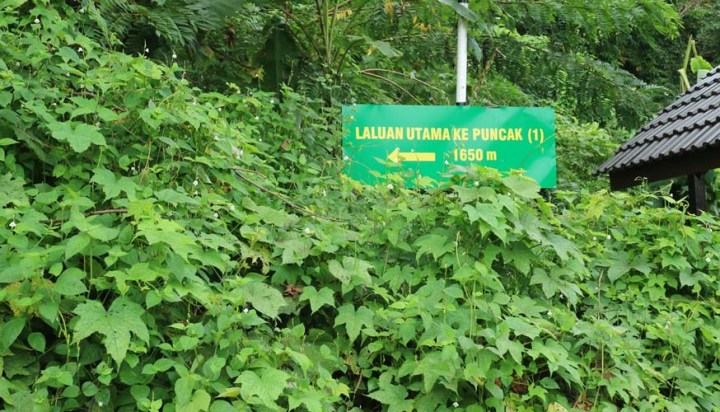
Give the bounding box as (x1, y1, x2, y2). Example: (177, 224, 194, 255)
(597, 65, 720, 188)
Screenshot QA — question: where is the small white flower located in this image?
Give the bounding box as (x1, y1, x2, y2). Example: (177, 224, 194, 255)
(322, 190, 327, 197)
(172, 52, 177, 59)
(243, 308, 249, 313)
(9, 221, 16, 229)
(66, 72, 70, 77)
(218, 107, 222, 112)
(79, 7, 85, 13)
(77, 47, 83, 53)
(270, 99, 274, 104)
(238, 149, 244, 156)
(193, 190, 199, 196)
(214, 135, 220, 141)
(34, 18, 40, 24)
(258, 139, 262, 142)
(452, 402, 459, 408)
(444, 160, 449, 165)
(349, 116, 355, 121)
(387, 183, 394, 190)
(706, 257, 711, 263)
(98, 401, 104, 407)
(304, 227, 311, 234)
(192, 101, 197, 106)
(192, 179, 199, 186)
(254, 116, 259, 120)
(15, 62, 19, 67)
(213, 212, 219, 219)
(229, 205, 236, 211)
(343, 155, 350, 161)
(606, 234, 611, 240)
(709, 228, 713, 233)
(131, 166, 136, 172)
(144, 47, 150, 53)
(473, 181, 479, 187)
(547, 311, 552, 316)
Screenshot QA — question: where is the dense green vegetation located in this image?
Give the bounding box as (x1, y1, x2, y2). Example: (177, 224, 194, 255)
(2, 0, 720, 411)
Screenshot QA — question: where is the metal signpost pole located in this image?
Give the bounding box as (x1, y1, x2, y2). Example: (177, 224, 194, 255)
(456, 0, 469, 106)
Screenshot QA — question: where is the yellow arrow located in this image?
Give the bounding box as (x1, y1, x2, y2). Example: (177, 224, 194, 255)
(388, 148, 436, 163)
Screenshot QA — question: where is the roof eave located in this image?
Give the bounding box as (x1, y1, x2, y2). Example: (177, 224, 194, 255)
(608, 143, 720, 190)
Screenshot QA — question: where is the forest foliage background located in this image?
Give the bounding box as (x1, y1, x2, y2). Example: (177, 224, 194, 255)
(2, 0, 720, 411)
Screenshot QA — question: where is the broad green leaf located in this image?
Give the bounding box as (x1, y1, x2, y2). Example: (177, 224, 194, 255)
(217, 387, 242, 398)
(544, 233, 577, 261)
(0, 91, 12, 107)
(504, 175, 540, 199)
(177, 389, 211, 412)
(414, 233, 453, 261)
(504, 316, 541, 339)
(604, 250, 650, 282)
(279, 236, 313, 265)
(201, 356, 226, 380)
(236, 368, 289, 407)
(175, 376, 195, 408)
(254, 206, 296, 227)
(334, 304, 374, 342)
(244, 282, 286, 319)
(36, 366, 73, 388)
(367, 384, 408, 406)
(48, 121, 106, 153)
(138, 219, 196, 259)
(464, 203, 503, 227)
(155, 189, 199, 205)
(470, 37, 483, 63)
(0, 173, 28, 208)
(299, 286, 335, 313)
(209, 401, 238, 412)
(328, 256, 373, 286)
(91, 168, 139, 200)
(65, 233, 91, 260)
(1, 316, 26, 350)
(288, 388, 325, 412)
(57, 46, 81, 63)
(369, 40, 403, 58)
(547, 403, 569, 412)
(412, 350, 461, 393)
(72, 298, 148, 365)
(83, 224, 119, 242)
(69, 97, 98, 118)
(27, 332, 46, 352)
(55, 268, 87, 296)
(690, 56, 712, 73)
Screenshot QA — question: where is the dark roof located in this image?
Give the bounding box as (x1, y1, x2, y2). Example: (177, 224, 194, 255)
(597, 65, 720, 190)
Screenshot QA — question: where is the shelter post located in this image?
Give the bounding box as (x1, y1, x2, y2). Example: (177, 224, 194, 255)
(688, 172, 708, 214)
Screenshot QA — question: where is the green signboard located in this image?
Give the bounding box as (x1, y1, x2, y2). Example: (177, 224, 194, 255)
(342, 105, 556, 188)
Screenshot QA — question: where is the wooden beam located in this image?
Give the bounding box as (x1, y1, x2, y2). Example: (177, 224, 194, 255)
(608, 143, 720, 190)
(688, 172, 708, 214)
